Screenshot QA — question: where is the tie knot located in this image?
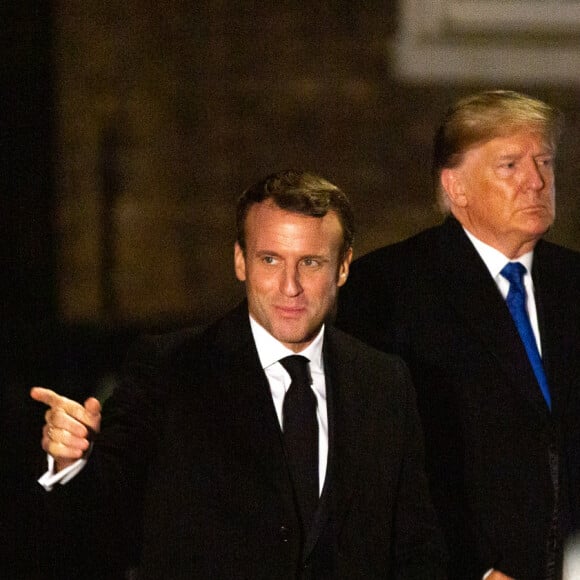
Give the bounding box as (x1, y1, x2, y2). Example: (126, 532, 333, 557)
(279, 355, 311, 386)
(500, 262, 527, 287)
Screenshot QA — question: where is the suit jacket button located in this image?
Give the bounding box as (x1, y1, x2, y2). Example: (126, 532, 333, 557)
(279, 525, 290, 542)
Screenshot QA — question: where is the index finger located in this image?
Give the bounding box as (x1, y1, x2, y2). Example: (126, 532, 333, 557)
(30, 386, 87, 421)
(30, 386, 64, 408)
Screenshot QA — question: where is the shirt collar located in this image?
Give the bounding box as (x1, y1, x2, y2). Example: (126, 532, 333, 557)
(249, 315, 325, 374)
(462, 227, 534, 279)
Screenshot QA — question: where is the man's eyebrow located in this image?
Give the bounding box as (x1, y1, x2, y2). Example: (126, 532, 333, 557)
(301, 254, 330, 262)
(495, 153, 520, 162)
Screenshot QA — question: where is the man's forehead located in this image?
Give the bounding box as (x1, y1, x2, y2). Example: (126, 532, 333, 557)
(247, 201, 340, 226)
(466, 131, 553, 158)
(245, 204, 342, 250)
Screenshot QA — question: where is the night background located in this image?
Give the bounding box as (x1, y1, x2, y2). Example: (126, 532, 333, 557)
(2, 2, 579, 577)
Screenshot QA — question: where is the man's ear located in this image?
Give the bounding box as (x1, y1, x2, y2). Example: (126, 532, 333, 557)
(234, 242, 246, 282)
(337, 247, 353, 288)
(441, 168, 468, 208)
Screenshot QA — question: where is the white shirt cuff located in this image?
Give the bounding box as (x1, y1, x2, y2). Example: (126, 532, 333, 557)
(38, 454, 88, 491)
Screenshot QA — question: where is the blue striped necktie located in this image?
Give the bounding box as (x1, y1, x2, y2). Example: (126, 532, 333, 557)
(500, 262, 551, 410)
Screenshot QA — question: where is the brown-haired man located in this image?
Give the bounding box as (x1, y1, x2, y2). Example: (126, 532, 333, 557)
(32, 170, 446, 579)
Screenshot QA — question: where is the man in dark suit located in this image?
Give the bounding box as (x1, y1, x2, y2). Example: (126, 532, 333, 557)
(31, 170, 446, 578)
(337, 91, 580, 580)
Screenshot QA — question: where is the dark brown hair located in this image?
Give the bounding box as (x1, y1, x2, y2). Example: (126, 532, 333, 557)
(236, 170, 355, 258)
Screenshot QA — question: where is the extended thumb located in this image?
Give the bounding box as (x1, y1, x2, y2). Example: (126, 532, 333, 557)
(84, 397, 102, 416)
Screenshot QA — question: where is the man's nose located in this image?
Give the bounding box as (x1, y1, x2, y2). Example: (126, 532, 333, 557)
(281, 266, 302, 296)
(525, 158, 547, 190)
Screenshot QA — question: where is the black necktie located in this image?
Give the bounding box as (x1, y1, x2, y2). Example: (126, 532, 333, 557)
(279, 355, 318, 537)
(500, 262, 551, 410)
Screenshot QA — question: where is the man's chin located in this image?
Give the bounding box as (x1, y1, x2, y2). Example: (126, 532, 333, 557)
(521, 213, 553, 236)
(531, 221, 553, 237)
(272, 324, 318, 350)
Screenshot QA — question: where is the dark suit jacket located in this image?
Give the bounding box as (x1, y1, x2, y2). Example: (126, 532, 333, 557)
(46, 302, 446, 579)
(336, 217, 580, 580)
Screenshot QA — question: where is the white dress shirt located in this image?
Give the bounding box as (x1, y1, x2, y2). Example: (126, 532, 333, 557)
(463, 228, 542, 355)
(249, 315, 328, 496)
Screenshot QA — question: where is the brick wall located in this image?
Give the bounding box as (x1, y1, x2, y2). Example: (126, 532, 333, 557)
(54, 1, 580, 326)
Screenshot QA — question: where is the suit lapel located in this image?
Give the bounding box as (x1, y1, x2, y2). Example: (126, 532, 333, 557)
(532, 242, 574, 417)
(437, 218, 550, 416)
(302, 328, 363, 559)
(207, 303, 296, 507)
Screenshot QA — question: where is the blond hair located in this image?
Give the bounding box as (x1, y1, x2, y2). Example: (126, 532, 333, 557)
(433, 90, 563, 212)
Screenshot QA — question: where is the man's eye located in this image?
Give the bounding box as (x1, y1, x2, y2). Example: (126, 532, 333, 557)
(302, 258, 320, 267)
(262, 256, 276, 265)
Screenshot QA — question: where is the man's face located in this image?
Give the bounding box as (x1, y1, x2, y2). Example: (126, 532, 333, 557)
(234, 200, 352, 352)
(444, 130, 556, 258)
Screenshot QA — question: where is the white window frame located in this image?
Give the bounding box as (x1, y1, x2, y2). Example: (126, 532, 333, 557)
(393, 0, 580, 84)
